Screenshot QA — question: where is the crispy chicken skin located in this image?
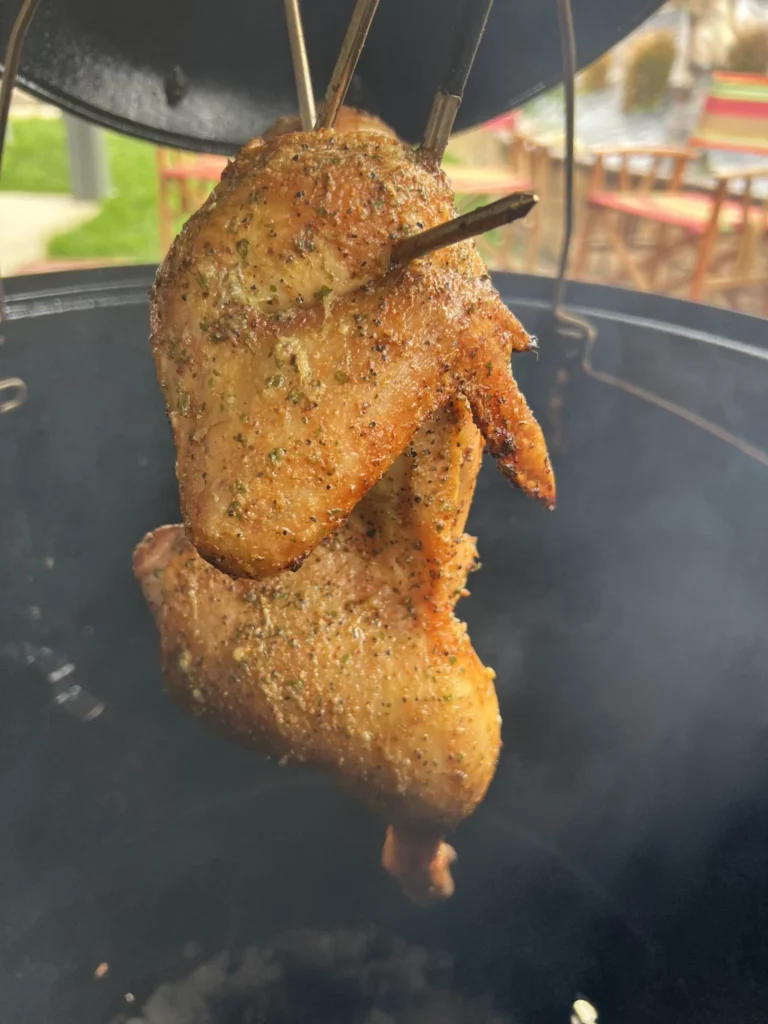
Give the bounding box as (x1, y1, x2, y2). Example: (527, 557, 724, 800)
(263, 105, 395, 140)
(150, 130, 554, 579)
(134, 400, 500, 904)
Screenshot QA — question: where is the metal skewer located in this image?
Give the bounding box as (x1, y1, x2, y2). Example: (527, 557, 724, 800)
(314, 0, 380, 130)
(421, 0, 495, 161)
(283, 0, 316, 131)
(390, 191, 537, 267)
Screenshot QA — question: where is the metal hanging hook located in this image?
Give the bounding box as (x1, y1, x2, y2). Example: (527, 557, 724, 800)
(0, 377, 27, 414)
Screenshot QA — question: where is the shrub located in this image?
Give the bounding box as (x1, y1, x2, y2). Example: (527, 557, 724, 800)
(622, 30, 676, 113)
(580, 52, 613, 92)
(728, 24, 768, 74)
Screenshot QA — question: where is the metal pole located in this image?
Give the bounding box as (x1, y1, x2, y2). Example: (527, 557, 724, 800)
(552, 0, 595, 341)
(63, 114, 111, 201)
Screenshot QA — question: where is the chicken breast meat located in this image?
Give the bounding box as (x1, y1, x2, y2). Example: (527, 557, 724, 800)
(135, 398, 498, 904)
(151, 129, 554, 580)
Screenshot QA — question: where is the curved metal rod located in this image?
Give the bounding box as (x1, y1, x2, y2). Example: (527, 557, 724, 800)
(582, 333, 768, 469)
(0, 0, 41, 181)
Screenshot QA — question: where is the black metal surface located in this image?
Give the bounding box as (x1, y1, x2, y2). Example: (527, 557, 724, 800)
(0, 0, 664, 152)
(2, 268, 768, 1022)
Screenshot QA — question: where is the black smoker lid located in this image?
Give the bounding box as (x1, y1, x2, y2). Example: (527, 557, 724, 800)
(0, 0, 663, 152)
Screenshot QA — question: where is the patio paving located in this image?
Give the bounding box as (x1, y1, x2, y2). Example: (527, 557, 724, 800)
(0, 192, 98, 276)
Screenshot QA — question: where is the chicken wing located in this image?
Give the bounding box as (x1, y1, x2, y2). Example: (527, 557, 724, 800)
(134, 399, 499, 904)
(150, 129, 553, 580)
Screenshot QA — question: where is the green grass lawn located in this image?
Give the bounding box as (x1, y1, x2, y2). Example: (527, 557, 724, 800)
(1, 118, 161, 262)
(0, 117, 71, 192)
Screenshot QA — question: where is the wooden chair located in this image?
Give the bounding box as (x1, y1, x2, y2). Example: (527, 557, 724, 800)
(687, 166, 768, 304)
(445, 132, 551, 272)
(572, 146, 696, 290)
(157, 149, 229, 254)
(573, 71, 768, 304)
(572, 147, 768, 305)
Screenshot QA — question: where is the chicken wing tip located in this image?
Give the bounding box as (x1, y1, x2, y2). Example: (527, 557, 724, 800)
(381, 826, 457, 905)
(132, 524, 186, 611)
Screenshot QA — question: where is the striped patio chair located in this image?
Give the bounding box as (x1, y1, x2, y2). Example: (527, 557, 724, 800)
(688, 71, 768, 157)
(573, 73, 768, 306)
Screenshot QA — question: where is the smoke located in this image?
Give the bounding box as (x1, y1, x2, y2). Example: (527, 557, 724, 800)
(121, 928, 512, 1024)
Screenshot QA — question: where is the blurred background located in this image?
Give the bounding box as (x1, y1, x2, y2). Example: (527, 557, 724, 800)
(1, 0, 767, 312)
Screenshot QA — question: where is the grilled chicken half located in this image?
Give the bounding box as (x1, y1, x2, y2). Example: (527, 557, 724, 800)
(134, 399, 499, 904)
(150, 129, 554, 580)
